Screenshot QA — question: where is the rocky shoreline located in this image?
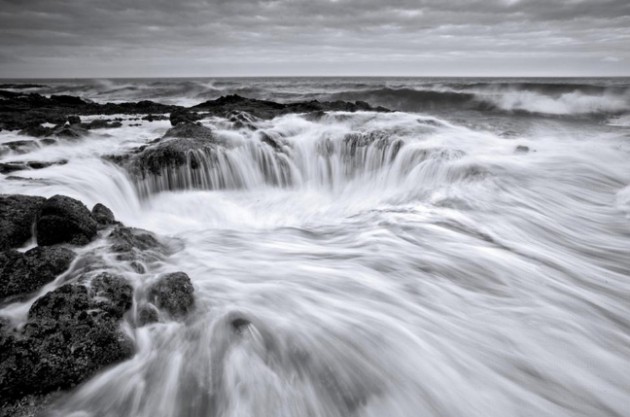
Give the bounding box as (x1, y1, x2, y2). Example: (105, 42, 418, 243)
(0, 194, 195, 416)
(1, 89, 391, 184)
(0, 90, 393, 415)
(0, 88, 389, 135)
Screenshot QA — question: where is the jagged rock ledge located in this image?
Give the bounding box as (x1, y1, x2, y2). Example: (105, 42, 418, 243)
(0, 194, 195, 414)
(0, 89, 390, 136)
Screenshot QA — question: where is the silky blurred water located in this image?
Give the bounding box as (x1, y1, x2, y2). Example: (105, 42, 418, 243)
(1, 79, 630, 417)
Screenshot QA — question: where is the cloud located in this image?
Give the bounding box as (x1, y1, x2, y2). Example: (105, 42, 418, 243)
(0, 0, 628, 76)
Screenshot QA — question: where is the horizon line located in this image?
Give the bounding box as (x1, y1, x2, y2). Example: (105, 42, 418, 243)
(1, 75, 630, 80)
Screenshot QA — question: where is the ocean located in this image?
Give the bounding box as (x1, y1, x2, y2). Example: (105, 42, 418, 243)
(1, 77, 630, 416)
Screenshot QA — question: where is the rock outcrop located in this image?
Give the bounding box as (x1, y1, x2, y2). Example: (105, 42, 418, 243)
(0, 278, 134, 403)
(0, 193, 194, 413)
(91, 203, 116, 228)
(193, 94, 388, 119)
(0, 247, 75, 301)
(146, 272, 195, 319)
(129, 131, 216, 177)
(169, 108, 203, 126)
(0, 90, 389, 138)
(0, 91, 178, 132)
(0, 159, 68, 175)
(36, 195, 98, 246)
(0, 195, 45, 250)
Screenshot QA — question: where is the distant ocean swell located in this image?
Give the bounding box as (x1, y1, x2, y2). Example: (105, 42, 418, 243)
(2, 79, 629, 118)
(330, 85, 630, 117)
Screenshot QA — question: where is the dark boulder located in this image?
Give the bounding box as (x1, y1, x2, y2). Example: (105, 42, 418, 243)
(515, 145, 530, 153)
(67, 115, 81, 125)
(49, 95, 86, 106)
(147, 272, 194, 318)
(0, 246, 75, 300)
(36, 195, 98, 246)
(91, 203, 115, 227)
(169, 108, 203, 126)
(107, 224, 164, 265)
(89, 272, 133, 319)
(0, 281, 134, 403)
(0, 194, 46, 250)
(27, 283, 91, 322)
(108, 225, 161, 254)
(136, 304, 159, 326)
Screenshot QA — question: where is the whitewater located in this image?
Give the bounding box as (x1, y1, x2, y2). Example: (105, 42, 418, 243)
(1, 78, 630, 417)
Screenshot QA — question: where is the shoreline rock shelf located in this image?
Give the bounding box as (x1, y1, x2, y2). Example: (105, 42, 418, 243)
(0, 193, 195, 412)
(0, 89, 390, 139)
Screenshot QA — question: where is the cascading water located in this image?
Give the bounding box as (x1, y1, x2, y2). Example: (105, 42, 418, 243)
(1, 78, 630, 417)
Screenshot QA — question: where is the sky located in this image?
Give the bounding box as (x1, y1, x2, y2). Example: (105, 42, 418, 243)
(0, 0, 629, 78)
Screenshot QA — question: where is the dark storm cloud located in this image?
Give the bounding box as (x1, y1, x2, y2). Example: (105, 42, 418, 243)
(0, 0, 629, 76)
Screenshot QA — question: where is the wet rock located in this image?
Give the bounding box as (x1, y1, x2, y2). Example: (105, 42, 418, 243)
(36, 195, 98, 246)
(0, 246, 75, 300)
(1, 162, 31, 174)
(67, 115, 81, 125)
(230, 317, 251, 333)
(107, 225, 163, 267)
(108, 225, 161, 254)
(18, 123, 55, 138)
(130, 135, 215, 176)
(130, 261, 146, 274)
(89, 272, 133, 319)
(515, 145, 530, 153)
(193, 94, 390, 119)
(227, 111, 257, 130)
(142, 114, 168, 122)
(193, 94, 285, 119)
(0, 194, 46, 250)
(82, 119, 123, 129)
(259, 132, 283, 151)
(0, 281, 134, 403)
(125, 122, 218, 177)
(1, 139, 39, 154)
(137, 304, 159, 326)
(28, 160, 67, 170)
(170, 108, 203, 126)
(0, 159, 68, 174)
(27, 283, 91, 322)
(0, 391, 62, 417)
(91, 203, 115, 227)
(0, 91, 176, 132)
(1, 90, 387, 134)
(39, 138, 57, 146)
(52, 123, 88, 139)
(164, 122, 214, 140)
(147, 272, 194, 318)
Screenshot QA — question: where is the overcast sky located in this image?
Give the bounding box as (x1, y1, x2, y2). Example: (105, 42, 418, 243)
(0, 0, 629, 78)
